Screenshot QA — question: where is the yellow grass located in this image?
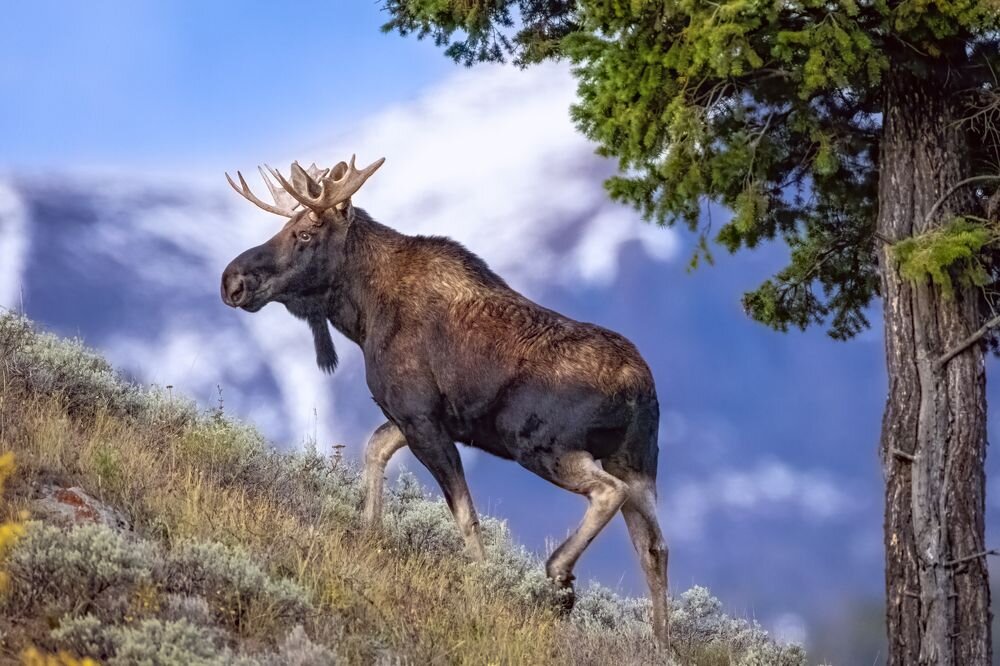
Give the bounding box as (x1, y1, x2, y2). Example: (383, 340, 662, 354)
(0, 396, 566, 664)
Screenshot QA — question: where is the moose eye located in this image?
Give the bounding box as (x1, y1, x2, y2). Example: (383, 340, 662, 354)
(298, 231, 312, 242)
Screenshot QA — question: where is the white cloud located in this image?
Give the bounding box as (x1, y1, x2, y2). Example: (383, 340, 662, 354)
(663, 459, 858, 542)
(0, 183, 29, 309)
(770, 612, 808, 646)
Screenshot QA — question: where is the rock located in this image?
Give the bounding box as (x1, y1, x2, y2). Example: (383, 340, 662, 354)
(32, 484, 130, 531)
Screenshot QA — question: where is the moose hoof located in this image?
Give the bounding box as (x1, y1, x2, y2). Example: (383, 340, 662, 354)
(549, 572, 576, 615)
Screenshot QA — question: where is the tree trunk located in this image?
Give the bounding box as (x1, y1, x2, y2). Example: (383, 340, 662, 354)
(878, 58, 992, 666)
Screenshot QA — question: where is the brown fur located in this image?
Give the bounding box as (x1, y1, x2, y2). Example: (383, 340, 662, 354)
(222, 196, 670, 647)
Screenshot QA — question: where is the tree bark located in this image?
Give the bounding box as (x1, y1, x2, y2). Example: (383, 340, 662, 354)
(878, 57, 992, 666)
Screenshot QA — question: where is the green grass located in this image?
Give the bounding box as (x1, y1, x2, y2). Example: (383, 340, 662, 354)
(0, 312, 808, 665)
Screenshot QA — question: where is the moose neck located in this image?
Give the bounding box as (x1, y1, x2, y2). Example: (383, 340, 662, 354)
(323, 208, 404, 346)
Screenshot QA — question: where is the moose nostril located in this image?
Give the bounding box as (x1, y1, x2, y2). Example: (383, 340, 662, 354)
(222, 273, 247, 307)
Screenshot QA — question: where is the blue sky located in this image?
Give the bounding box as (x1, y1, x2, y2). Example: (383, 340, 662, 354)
(0, 1, 449, 170)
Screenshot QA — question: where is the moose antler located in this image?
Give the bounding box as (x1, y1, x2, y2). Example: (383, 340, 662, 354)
(225, 170, 296, 218)
(268, 155, 385, 214)
(258, 166, 302, 212)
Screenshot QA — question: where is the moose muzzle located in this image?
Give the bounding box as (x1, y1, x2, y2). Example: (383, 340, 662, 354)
(221, 247, 268, 310)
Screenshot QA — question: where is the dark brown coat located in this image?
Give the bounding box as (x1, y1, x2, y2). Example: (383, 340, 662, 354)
(221, 162, 669, 646)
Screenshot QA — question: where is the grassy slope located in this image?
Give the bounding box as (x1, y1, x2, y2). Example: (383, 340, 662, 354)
(0, 313, 808, 665)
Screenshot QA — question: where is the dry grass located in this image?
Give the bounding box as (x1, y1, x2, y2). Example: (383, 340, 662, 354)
(0, 312, 808, 665)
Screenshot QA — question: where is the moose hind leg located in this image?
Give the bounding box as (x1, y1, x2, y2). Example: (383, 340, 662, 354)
(617, 476, 670, 648)
(404, 424, 486, 561)
(362, 422, 407, 528)
(529, 450, 628, 609)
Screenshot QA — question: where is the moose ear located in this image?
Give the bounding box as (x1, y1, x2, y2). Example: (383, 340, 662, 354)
(335, 200, 355, 222)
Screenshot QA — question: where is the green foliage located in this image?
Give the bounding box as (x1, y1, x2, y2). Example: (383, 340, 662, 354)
(381, 0, 577, 65)
(383, 0, 1000, 339)
(893, 218, 996, 297)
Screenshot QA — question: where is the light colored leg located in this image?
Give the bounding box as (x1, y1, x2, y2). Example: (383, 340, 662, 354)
(536, 451, 629, 605)
(362, 421, 407, 528)
(619, 480, 670, 648)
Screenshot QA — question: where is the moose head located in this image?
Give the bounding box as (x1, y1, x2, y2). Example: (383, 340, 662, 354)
(221, 156, 384, 372)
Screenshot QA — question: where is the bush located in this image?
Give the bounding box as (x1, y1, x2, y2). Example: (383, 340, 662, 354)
(105, 619, 231, 666)
(471, 518, 567, 609)
(5, 522, 160, 619)
(383, 497, 464, 556)
(50, 615, 113, 659)
(669, 587, 808, 666)
(0, 311, 196, 426)
(165, 539, 312, 633)
(265, 625, 339, 666)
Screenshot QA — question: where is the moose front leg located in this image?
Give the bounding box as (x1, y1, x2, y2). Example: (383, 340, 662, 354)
(403, 421, 486, 561)
(362, 421, 408, 528)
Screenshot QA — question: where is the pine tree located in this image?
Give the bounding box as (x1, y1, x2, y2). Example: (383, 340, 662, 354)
(383, 1, 1000, 663)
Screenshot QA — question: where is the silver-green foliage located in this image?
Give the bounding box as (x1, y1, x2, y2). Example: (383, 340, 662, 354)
(0, 311, 196, 424)
(53, 617, 337, 666)
(166, 539, 312, 626)
(5, 522, 160, 617)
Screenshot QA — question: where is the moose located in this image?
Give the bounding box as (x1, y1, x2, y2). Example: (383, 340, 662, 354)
(220, 156, 670, 646)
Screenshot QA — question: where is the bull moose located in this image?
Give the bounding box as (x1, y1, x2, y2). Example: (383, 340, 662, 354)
(220, 157, 670, 646)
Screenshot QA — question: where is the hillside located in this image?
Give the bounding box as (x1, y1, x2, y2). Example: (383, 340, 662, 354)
(0, 312, 808, 665)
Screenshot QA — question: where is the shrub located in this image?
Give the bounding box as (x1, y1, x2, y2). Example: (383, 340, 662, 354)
(51, 615, 233, 665)
(669, 586, 808, 666)
(471, 518, 567, 609)
(165, 539, 312, 633)
(176, 417, 266, 479)
(265, 625, 339, 666)
(50, 615, 112, 659)
(383, 497, 463, 556)
(0, 311, 196, 426)
(106, 618, 230, 666)
(160, 593, 214, 625)
(5, 522, 160, 619)
(571, 583, 651, 636)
